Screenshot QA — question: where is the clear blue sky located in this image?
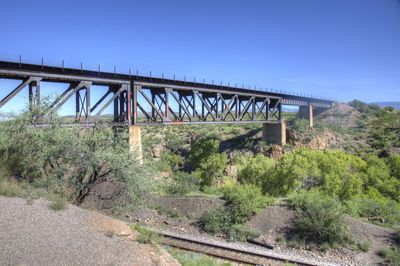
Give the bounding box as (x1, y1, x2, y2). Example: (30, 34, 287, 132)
(0, 0, 400, 113)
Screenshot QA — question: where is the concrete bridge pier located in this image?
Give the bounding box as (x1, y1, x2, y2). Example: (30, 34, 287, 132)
(298, 104, 314, 127)
(129, 125, 143, 165)
(262, 122, 286, 145)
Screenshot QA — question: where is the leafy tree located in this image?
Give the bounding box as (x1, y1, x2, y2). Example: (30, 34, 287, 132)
(237, 154, 276, 188)
(275, 149, 365, 199)
(189, 138, 219, 170)
(364, 155, 400, 200)
(189, 138, 227, 187)
(388, 154, 400, 180)
(196, 153, 228, 187)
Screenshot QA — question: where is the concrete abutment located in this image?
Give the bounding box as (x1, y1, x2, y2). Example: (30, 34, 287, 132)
(128, 125, 143, 165)
(298, 104, 314, 127)
(262, 122, 286, 145)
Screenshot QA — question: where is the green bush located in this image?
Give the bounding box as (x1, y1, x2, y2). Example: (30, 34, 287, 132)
(160, 152, 183, 172)
(199, 207, 234, 234)
(274, 149, 400, 202)
(275, 149, 366, 199)
(378, 247, 400, 266)
(189, 138, 220, 170)
(288, 189, 350, 246)
(196, 153, 228, 187)
(49, 196, 67, 211)
(166, 171, 199, 196)
(188, 138, 227, 188)
(344, 189, 400, 225)
(237, 154, 276, 188)
(132, 224, 160, 245)
(0, 178, 23, 197)
(364, 155, 400, 200)
(227, 224, 260, 242)
(388, 154, 400, 180)
(357, 241, 372, 252)
(223, 184, 274, 223)
(0, 111, 144, 204)
(165, 132, 185, 152)
(199, 206, 261, 242)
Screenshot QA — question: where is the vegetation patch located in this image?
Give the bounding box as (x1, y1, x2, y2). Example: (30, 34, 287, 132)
(132, 224, 160, 245)
(378, 247, 400, 266)
(165, 171, 199, 196)
(199, 184, 272, 241)
(222, 184, 274, 224)
(49, 196, 68, 211)
(168, 247, 232, 266)
(288, 189, 351, 248)
(0, 110, 147, 209)
(227, 224, 261, 242)
(0, 178, 23, 197)
(357, 241, 372, 252)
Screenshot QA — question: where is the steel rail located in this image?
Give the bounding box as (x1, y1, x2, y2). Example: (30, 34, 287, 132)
(153, 229, 339, 266)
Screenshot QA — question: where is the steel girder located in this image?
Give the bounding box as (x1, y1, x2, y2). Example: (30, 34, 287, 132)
(0, 69, 338, 126)
(133, 83, 281, 125)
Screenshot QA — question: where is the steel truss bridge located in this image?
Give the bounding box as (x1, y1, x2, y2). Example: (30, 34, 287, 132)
(0, 61, 334, 126)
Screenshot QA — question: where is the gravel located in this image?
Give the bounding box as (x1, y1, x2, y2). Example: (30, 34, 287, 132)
(0, 196, 178, 266)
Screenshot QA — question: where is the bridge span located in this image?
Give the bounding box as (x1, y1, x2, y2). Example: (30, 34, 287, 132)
(0, 60, 334, 155)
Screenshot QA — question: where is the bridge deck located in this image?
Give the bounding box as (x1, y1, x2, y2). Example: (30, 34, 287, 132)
(0, 60, 334, 126)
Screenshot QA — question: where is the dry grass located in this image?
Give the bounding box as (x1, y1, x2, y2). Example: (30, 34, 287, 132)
(0, 179, 23, 197)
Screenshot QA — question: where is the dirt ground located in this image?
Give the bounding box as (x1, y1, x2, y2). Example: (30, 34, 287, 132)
(0, 196, 179, 266)
(105, 194, 396, 266)
(247, 205, 396, 266)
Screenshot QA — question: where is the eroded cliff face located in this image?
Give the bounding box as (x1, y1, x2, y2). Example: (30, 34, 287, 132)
(287, 129, 340, 150)
(286, 103, 366, 152)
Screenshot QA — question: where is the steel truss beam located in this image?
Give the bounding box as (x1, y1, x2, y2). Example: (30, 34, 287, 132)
(0, 77, 42, 109)
(131, 84, 283, 125)
(0, 67, 322, 126)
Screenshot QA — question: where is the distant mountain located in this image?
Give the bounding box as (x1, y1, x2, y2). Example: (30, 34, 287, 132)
(371, 102, 400, 110)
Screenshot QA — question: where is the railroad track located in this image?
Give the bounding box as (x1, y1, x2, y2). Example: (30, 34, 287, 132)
(155, 229, 339, 266)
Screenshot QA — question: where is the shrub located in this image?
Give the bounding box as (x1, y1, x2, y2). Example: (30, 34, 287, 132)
(189, 138, 219, 170)
(196, 153, 228, 187)
(165, 132, 185, 152)
(0, 111, 144, 204)
(49, 196, 67, 211)
(166, 171, 199, 196)
(0, 178, 23, 197)
(357, 241, 372, 252)
(199, 207, 234, 235)
(223, 184, 274, 223)
(227, 224, 260, 242)
(344, 188, 400, 225)
(275, 149, 366, 199)
(152, 204, 181, 218)
(188, 138, 227, 188)
(132, 224, 160, 245)
(364, 155, 400, 200)
(378, 247, 400, 266)
(237, 154, 276, 188)
(288, 189, 350, 246)
(160, 152, 183, 172)
(388, 154, 400, 180)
